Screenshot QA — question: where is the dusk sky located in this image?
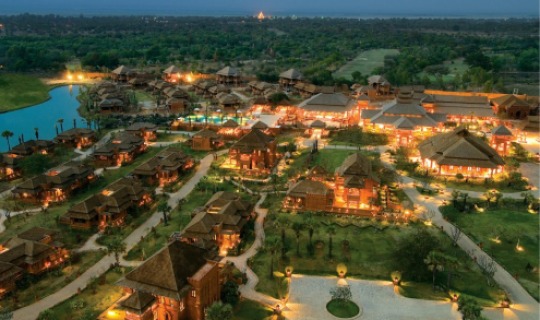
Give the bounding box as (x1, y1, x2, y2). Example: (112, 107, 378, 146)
(1, 0, 539, 17)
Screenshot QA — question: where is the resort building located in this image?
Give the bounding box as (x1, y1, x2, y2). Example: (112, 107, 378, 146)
(418, 127, 505, 178)
(248, 81, 275, 96)
(93, 132, 146, 167)
(9, 139, 56, 157)
(126, 122, 158, 142)
(0, 227, 68, 296)
(284, 153, 380, 214)
(0, 153, 23, 181)
(227, 129, 278, 175)
(361, 90, 446, 146)
(279, 68, 304, 91)
(63, 178, 151, 230)
(181, 191, 254, 254)
(490, 94, 531, 120)
(163, 65, 181, 83)
(491, 125, 514, 156)
(191, 129, 222, 151)
(367, 75, 392, 96)
(12, 162, 96, 204)
(111, 65, 132, 83)
(133, 148, 194, 186)
(217, 93, 242, 115)
(216, 66, 240, 86)
(114, 241, 220, 320)
(217, 119, 242, 140)
(420, 93, 495, 126)
(55, 128, 96, 148)
(297, 92, 360, 128)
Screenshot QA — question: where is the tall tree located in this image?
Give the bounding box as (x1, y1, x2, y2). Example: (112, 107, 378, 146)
(205, 301, 233, 320)
(424, 251, 446, 290)
(266, 236, 281, 278)
(34, 127, 39, 140)
(157, 200, 171, 226)
(57, 118, 64, 132)
(2, 130, 14, 151)
(327, 225, 336, 259)
(292, 221, 304, 257)
(274, 215, 289, 259)
(104, 236, 126, 265)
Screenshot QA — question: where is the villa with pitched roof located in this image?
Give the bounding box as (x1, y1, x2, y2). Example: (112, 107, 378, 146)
(491, 125, 514, 156)
(227, 129, 278, 175)
(297, 92, 360, 128)
(93, 132, 146, 167)
(63, 178, 151, 230)
(285, 153, 380, 214)
(113, 241, 220, 320)
(191, 129, 222, 151)
(163, 65, 181, 82)
(216, 66, 240, 86)
(55, 128, 96, 148)
(490, 94, 531, 119)
(133, 148, 194, 186)
(12, 162, 96, 204)
(418, 127, 505, 178)
(126, 122, 158, 142)
(279, 68, 304, 90)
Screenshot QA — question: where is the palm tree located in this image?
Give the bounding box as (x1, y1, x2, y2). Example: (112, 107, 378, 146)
(457, 296, 483, 320)
(424, 251, 445, 290)
(461, 192, 469, 206)
(34, 127, 39, 140)
(157, 200, 172, 226)
(451, 190, 460, 208)
(2, 130, 14, 151)
(205, 301, 233, 320)
(57, 118, 64, 132)
(292, 221, 304, 257)
(266, 236, 281, 278)
(105, 236, 126, 265)
(327, 225, 336, 259)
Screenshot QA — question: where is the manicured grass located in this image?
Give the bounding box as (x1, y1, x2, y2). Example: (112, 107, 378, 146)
(251, 209, 502, 306)
(419, 58, 469, 83)
(233, 300, 275, 320)
(441, 200, 539, 301)
(333, 49, 400, 80)
(0, 74, 51, 112)
(155, 132, 187, 143)
(134, 90, 154, 103)
(6, 251, 105, 309)
(42, 267, 126, 320)
(326, 300, 360, 318)
(329, 129, 389, 146)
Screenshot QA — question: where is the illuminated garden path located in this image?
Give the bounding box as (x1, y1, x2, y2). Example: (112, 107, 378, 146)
(13, 150, 227, 320)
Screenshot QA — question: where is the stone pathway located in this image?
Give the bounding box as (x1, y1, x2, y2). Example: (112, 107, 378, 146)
(12, 150, 226, 320)
(222, 193, 282, 308)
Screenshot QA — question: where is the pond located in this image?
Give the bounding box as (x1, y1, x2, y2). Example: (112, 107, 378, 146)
(0, 85, 89, 152)
(177, 114, 247, 125)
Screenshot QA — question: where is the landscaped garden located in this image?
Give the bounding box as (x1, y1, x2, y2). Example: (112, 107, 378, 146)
(232, 300, 275, 320)
(441, 198, 540, 301)
(250, 203, 504, 306)
(329, 128, 389, 147)
(0, 74, 51, 112)
(37, 267, 127, 320)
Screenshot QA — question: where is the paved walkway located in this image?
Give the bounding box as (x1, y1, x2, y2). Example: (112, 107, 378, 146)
(12, 150, 226, 320)
(285, 275, 532, 320)
(222, 193, 281, 308)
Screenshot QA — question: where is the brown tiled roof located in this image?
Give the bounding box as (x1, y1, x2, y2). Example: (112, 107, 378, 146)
(219, 94, 241, 105)
(0, 261, 23, 282)
(94, 133, 143, 155)
(13, 163, 94, 194)
(133, 148, 191, 176)
(280, 68, 304, 80)
(221, 119, 239, 128)
(117, 241, 212, 299)
(418, 127, 505, 169)
(17, 227, 57, 243)
(335, 153, 379, 183)
(361, 100, 446, 129)
(126, 122, 158, 132)
(287, 180, 330, 197)
(251, 121, 268, 129)
(163, 65, 180, 74)
(216, 66, 239, 77)
(0, 238, 54, 266)
(491, 125, 513, 136)
(231, 129, 274, 153)
(297, 93, 357, 113)
(193, 128, 219, 138)
(491, 94, 530, 108)
(120, 291, 156, 313)
(111, 65, 131, 75)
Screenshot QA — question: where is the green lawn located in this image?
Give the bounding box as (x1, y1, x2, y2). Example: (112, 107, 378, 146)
(42, 267, 127, 320)
(233, 300, 275, 320)
(134, 90, 154, 103)
(326, 300, 360, 318)
(251, 208, 502, 306)
(419, 58, 469, 83)
(6, 251, 105, 310)
(329, 129, 389, 146)
(0, 74, 51, 112)
(441, 200, 539, 301)
(333, 49, 400, 80)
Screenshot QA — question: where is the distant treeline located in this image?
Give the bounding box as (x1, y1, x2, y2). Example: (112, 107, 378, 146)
(0, 15, 537, 89)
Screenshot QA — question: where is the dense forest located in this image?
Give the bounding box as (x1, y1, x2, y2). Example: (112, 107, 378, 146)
(0, 15, 538, 91)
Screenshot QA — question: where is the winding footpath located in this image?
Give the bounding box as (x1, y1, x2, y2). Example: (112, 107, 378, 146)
(12, 150, 227, 320)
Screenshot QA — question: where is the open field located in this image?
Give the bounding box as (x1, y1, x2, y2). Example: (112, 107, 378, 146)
(0, 74, 51, 112)
(419, 57, 469, 83)
(441, 200, 539, 301)
(333, 49, 399, 80)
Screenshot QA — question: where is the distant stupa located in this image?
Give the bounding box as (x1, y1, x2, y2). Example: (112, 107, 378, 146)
(257, 11, 265, 20)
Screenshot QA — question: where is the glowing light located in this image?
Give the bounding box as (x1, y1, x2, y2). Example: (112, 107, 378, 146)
(67, 74, 73, 81)
(77, 74, 84, 80)
(186, 74, 193, 83)
(107, 310, 118, 318)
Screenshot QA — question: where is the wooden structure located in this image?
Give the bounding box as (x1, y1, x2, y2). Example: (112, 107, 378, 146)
(279, 68, 304, 91)
(191, 129, 222, 151)
(163, 65, 181, 83)
(490, 94, 531, 119)
(115, 241, 220, 320)
(133, 148, 194, 186)
(491, 125, 514, 156)
(228, 129, 278, 175)
(421, 94, 495, 125)
(367, 75, 392, 96)
(93, 133, 146, 167)
(418, 127, 505, 178)
(217, 93, 242, 115)
(55, 128, 96, 148)
(297, 93, 359, 128)
(181, 192, 254, 254)
(9, 139, 55, 157)
(126, 122, 158, 142)
(111, 65, 132, 83)
(217, 119, 242, 140)
(216, 66, 240, 86)
(63, 178, 150, 230)
(12, 163, 96, 204)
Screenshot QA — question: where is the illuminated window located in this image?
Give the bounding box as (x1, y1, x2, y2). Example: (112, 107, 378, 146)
(191, 290, 196, 297)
